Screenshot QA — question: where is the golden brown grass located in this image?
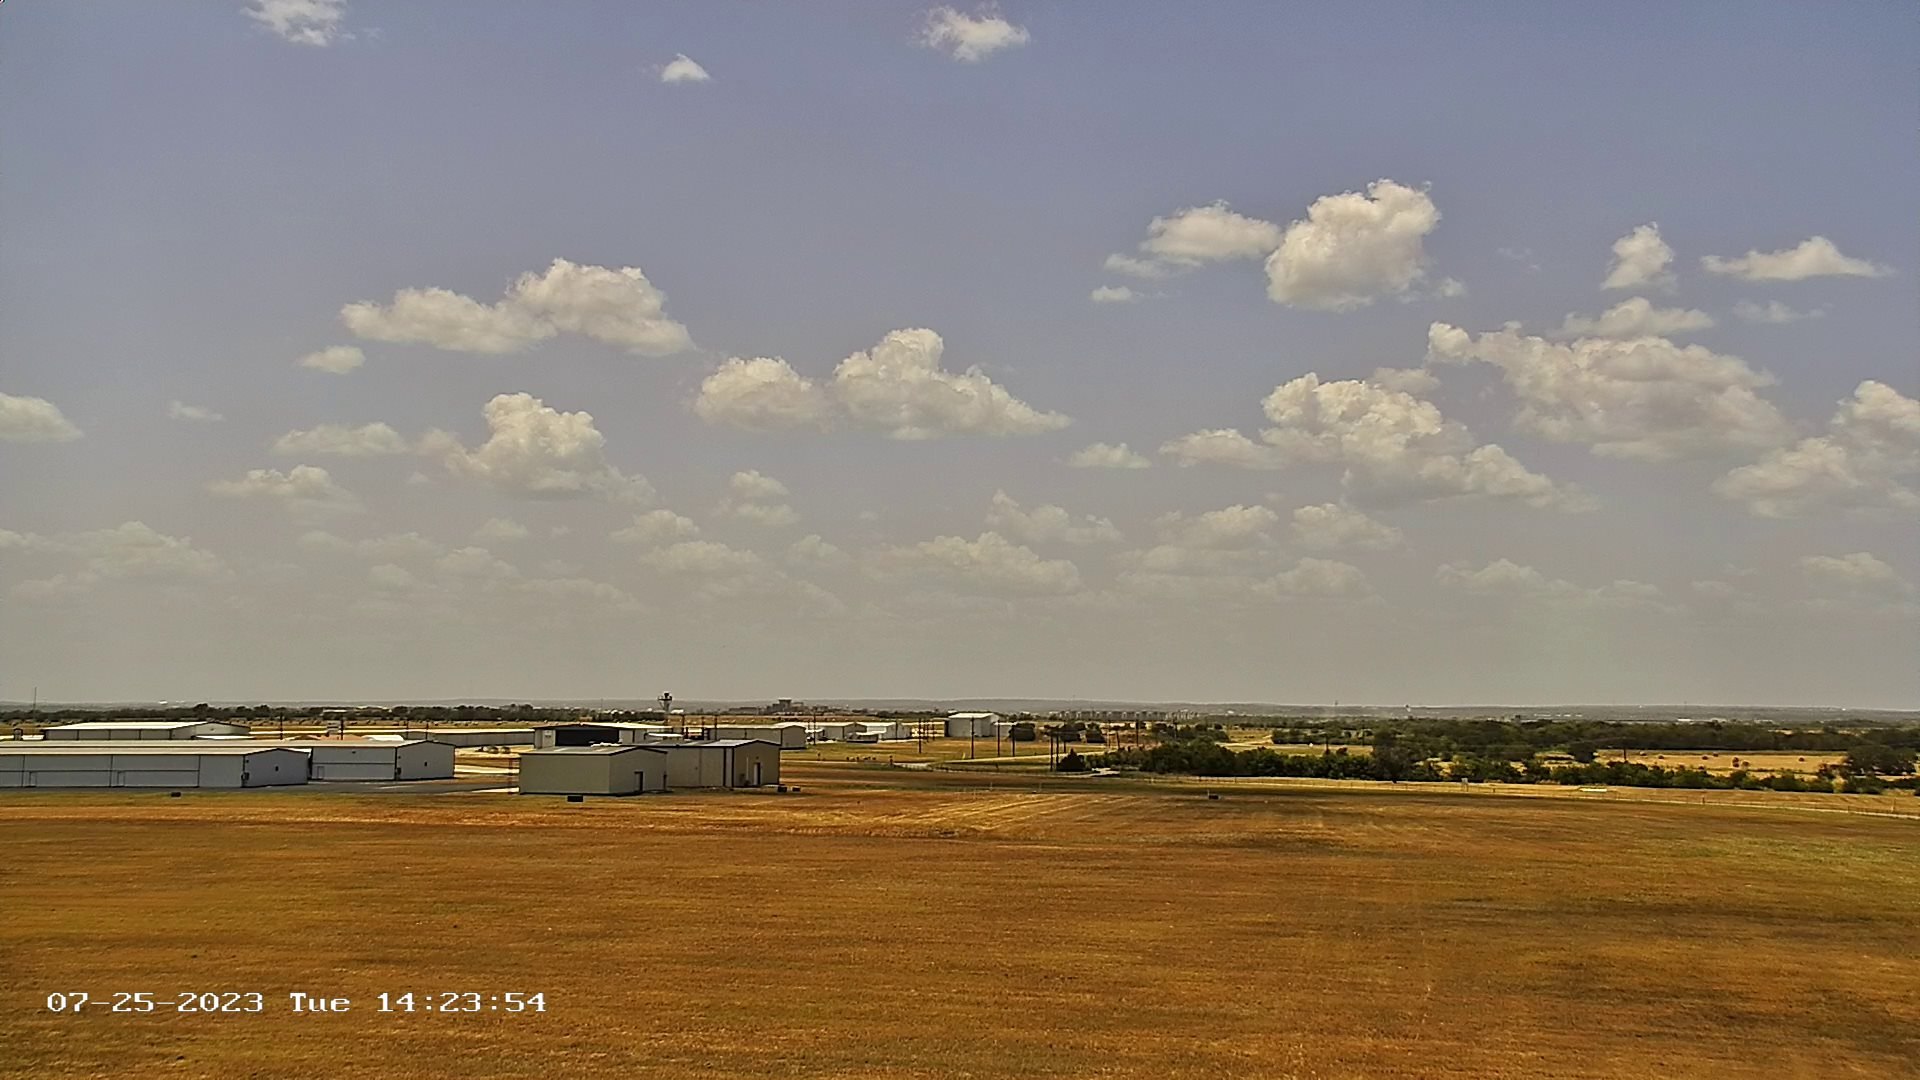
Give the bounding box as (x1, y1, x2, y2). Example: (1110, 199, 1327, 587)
(3, 772, 1917, 1079)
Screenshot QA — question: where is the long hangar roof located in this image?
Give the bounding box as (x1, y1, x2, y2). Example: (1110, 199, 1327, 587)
(41, 720, 225, 730)
(0, 744, 292, 756)
(526, 744, 665, 755)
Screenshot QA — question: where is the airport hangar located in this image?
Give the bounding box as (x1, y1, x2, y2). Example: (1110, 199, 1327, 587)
(231, 739, 454, 781)
(517, 739, 780, 794)
(40, 720, 251, 741)
(0, 744, 309, 789)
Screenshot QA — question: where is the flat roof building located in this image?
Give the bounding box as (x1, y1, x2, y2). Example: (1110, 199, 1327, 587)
(518, 744, 666, 796)
(43, 720, 250, 741)
(0, 744, 308, 789)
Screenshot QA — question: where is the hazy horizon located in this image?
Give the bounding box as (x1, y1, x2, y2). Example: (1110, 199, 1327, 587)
(3, 2, 1915, 707)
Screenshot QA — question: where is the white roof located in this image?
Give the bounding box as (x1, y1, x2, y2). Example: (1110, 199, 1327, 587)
(948, 712, 1000, 719)
(0, 744, 297, 757)
(524, 744, 665, 756)
(47, 720, 234, 731)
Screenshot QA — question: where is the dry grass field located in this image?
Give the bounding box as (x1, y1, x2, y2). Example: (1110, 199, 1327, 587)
(3, 768, 1918, 1080)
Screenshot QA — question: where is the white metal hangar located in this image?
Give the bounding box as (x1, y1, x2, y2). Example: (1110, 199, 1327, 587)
(400, 727, 535, 747)
(255, 739, 455, 781)
(651, 740, 781, 789)
(518, 744, 666, 796)
(945, 712, 1004, 738)
(0, 744, 309, 788)
(708, 723, 807, 749)
(42, 719, 250, 740)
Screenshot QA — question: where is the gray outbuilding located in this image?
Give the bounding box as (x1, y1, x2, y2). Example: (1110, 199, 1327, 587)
(42, 720, 250, 741)
(518, 744, 666, 796)
(0, 744, 309, 788)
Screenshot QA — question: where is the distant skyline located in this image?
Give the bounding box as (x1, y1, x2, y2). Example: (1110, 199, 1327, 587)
(1, 2, 1915, 707)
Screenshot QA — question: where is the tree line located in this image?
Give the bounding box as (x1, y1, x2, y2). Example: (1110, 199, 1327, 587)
(1097, 741, 1918, 795)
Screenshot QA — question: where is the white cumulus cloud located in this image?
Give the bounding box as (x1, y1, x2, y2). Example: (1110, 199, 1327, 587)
(1089, 285, 1140, 304)
(209, 464, 361, 515)
(167, 401, 225, 424)
(1264, 180, 1441, 310)
(1290, 503, 1404, 552)
(728, 469, 790, 501)
(659, 54, 711, 83)
(986, 491, 1122, 545)
(341, 259, 691, 356)
(918, 6, 1030, 62)
(427, 393, 650, 503)
(869, 531, 1081, 596)
(1143, 202, 1283, 267)
(612, 509, 701, 545)
(694, 329, 1068, 439)
(7, 522, 230, 597)
(786, 534, 850, 570)
(1732, 300, 1827, 324)
(1553, 297, 1714, 339)
(245, 0, 347, 46)
(297, 345, 366, 373)
(1714, 381, 1920, 517)
(715, 470, 800, 527)
(472, 517, 530, 543)
(1602, 223, 1675, 291)
(1066, 442, 1151, 469)
(1799, 551, 1909, 592)
(1437, 559, 1668, 611)
(1428, 322, 1792, 461)
(0, 392, 82, 442)
(272, 422, 411, 457)
(692, 357, 837, 432)
(1256, 557, 1374, 599)
(1163, 372, 1584, 509)
(1702, 236, 1891, 282)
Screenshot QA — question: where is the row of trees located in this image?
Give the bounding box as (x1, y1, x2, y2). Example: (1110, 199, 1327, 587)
(1094, 743, 1919, 794)
(1270, 718, 1920, 764)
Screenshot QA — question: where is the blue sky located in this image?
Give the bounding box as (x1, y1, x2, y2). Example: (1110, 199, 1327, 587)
(1, 1, 1915, 705)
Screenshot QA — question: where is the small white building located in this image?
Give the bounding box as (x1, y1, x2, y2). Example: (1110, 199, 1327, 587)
(709, 724, 807, 750)
(808, 721, 863, 742)
(0, 744, 308, 788)
(945, 712, 1004, 738)
(858, 720, 913, 742)
(518, 744, 667, 796)
(43, 720, 249, 741)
